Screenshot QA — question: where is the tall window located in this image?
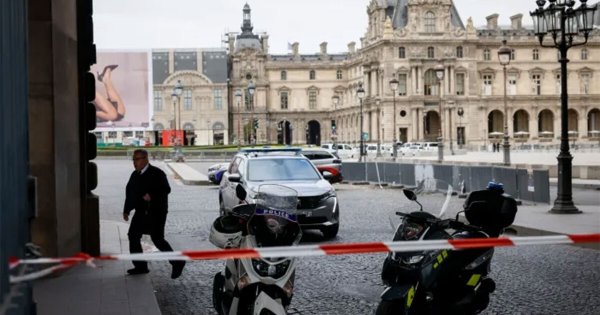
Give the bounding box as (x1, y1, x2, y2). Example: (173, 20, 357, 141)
(483, 49, 491, 61)
(581, 73, 590, 94)
(425, 12, 436, 32)
(183, 89, 192, 110)
(153, 90, 163, 111)
(508, 74, 517, 95)
(456, 46, 463, 58)
(533, 49, 539, 60)
(213, 89, 223, 110)
(556, 74, 562, 94)
(245, 91, 253, 110)
(309, 70, 316, 80)
(427, 47, 435, 59)
(280, 91, 289, 109)
(399, 47, 406, 59)
(532, 74, 542, 95)
(398, 74, 407, 96)
(281, 70, 287, 80)
(483, 74, 493, 95)
(455, 73, 465, 95)
(336, 70, 343, 80)
(424, 70, 438, 96)
(581, 48, 588, 60)
(308, 90, 317, 109)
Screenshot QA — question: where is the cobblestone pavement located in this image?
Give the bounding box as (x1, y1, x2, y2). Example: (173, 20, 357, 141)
(97, 160, 600, 315)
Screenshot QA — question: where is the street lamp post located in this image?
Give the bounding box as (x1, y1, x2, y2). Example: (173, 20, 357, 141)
(247, 81, 256, 145)
(434, 64, 445, 163)
(389, 78, 399, 161)
(171, 80, 184, 162)
(498, 40, 512, 166)
(530, 0, 596, 214)
(376, 99, 382, 157)
(235, 89, 242, 151)
(332, 95, 340, 156)
(357, 83, 366, 162)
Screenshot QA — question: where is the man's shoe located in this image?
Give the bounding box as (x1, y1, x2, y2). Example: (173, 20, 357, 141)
(171, 261, 185, 279)
(127, 268, 149, 275)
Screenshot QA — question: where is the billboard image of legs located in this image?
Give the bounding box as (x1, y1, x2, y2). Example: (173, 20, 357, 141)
(92, 51, 150, 128)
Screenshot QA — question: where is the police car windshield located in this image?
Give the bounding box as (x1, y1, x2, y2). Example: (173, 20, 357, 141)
(247, 158, 321, 181)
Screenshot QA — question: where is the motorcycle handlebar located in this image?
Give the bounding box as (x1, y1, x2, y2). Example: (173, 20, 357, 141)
(395, 212, 482, 232)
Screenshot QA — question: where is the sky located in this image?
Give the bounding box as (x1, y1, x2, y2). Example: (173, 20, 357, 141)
(94, 0, 539, 54)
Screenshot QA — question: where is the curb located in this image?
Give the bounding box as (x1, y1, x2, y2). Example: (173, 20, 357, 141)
(166, 163, 212, 186)
(510, 225, 600, 250)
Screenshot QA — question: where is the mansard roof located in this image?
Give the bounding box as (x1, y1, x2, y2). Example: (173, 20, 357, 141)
(378, 0, 464, 29)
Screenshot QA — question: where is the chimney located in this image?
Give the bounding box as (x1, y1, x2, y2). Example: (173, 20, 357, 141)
(261, 35, 269, 53)
(292, 42, 299, 56)
(486, 14, 499, 30)
(348, 41, 356, 54)
(510, 14, 523, 30)
(320, 42, 328, 55)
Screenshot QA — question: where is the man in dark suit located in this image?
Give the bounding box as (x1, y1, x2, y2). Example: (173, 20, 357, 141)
(123, 149, 185, 279)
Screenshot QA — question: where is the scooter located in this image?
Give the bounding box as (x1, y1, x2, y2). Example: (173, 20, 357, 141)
(376, 179, 517, 315)
(210, 184, 302, 315)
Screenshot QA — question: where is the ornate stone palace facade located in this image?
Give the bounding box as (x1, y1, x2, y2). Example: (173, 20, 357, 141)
(228, 0, 600, 149)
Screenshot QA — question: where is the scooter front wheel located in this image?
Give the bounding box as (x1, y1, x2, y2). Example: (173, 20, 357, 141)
(375, 299, 406, 315)
(212, 272, 226, 315)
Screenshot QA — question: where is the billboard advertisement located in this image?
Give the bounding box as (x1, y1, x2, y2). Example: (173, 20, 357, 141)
(91, 51, 151, 129)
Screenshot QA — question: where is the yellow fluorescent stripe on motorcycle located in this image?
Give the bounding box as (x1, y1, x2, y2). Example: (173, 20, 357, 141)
(436, 255, 443, 263)
(433, 262, 439, 269)
(467, 274, 481, 286)
(406, 286, 416, 308)
(442, 250, 448, 259)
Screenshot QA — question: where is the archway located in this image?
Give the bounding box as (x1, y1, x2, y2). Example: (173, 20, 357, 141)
(306, 120, 321, 145)
(538, 109, 554, 139)
(212, 122, 225, 145)
(568, 109, 578, 133)
(513, 110, 529, 140)
(588, 108, 600, 137)
(488, 110, 504, 134)
(424, 111, 441, 141)
(277, 120, 293, 145)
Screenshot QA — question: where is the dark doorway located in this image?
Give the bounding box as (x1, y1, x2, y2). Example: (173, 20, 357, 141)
(306, 120, 321, 145)
(277, 120, 292, 145)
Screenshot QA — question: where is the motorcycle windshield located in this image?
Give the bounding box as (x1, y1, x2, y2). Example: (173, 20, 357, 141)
(411, 178, 455, 219)
(248, 184, 301, 247)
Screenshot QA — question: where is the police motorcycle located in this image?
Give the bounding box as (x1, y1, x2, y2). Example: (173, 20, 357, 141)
(210, 184, 302, 315)
(376, 179, 517, 315)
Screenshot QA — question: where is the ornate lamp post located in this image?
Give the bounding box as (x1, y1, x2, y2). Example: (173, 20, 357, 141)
(530, 0, 596, 214)
(332, 95, 340, 156)
(389, 78, 399, 161)
(357, 83, 366, 162)
(235, 89, 242, 151)
(498, 40, 512, 166)
(434, 64, 445, 163)
(247, 80, 256, 145)
(171, 80, 184, 162)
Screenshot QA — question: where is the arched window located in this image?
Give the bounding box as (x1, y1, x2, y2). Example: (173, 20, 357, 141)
(281, 70, 287, 80)
(212, 122, 225, 130)
(183, 123, 195, 131)
(154, 123, 164, 131)
(309, 70, 316, 80)
(427, 47, 435, 59)
(424, 12, 436, 32)
(456, 46, 463, 58)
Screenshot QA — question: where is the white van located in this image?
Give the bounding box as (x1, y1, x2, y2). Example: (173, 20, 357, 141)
(321, 143, 356, 159)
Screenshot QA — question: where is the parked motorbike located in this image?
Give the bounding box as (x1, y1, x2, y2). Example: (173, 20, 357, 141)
(210, 184, 302, 315)
(376, 179, 518, 315)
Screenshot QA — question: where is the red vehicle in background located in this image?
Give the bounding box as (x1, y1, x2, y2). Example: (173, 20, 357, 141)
(301, 148, 343, 184)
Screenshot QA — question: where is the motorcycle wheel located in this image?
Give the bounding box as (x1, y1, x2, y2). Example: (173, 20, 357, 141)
(375, 299, 405, 315)
(212, 272, 225, 315)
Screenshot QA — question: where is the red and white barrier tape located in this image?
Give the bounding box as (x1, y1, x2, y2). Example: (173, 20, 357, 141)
(8, 233, 600, 284)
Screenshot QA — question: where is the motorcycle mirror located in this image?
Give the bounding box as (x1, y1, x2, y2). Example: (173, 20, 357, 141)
(403, 189, 417, 201)
(236, 184, 247, 201)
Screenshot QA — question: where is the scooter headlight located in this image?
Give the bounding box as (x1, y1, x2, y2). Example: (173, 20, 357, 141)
(251, 259, 291, 278)
(402, 255, 425, 265)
